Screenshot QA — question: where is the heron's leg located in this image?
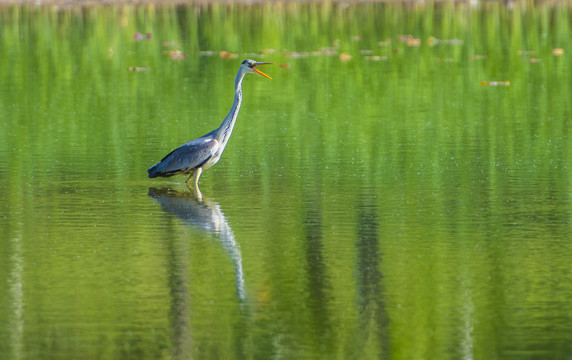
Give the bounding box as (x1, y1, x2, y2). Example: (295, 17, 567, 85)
(185, 168, 203, 200)
(185, 168, 202, 188)
(185, 172, 194, 186)
(193, 167, 203, 189)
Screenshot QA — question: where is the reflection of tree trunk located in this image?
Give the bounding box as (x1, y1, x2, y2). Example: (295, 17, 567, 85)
(304, 204, 332, 350)
(167, 222, 192, 360)
(356, 194, 391, 358)
(9, 229, 24, 360)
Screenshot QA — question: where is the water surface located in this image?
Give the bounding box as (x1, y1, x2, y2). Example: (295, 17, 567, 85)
(1, 3, 572, 359)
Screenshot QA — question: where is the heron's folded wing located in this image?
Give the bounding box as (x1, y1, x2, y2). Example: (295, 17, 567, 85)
(157, 137, 219, 174)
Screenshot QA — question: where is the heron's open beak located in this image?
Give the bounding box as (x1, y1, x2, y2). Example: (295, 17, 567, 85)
(253, 62, 272, 79)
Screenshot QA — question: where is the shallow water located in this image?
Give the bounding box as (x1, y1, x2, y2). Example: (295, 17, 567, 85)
(1, 3, 572, 359)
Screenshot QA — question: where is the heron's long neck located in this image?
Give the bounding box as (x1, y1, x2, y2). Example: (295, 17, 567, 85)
(216, 71, 245, 145)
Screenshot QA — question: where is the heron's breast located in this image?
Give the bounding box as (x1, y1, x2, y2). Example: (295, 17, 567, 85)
(201, 152, 222, 170)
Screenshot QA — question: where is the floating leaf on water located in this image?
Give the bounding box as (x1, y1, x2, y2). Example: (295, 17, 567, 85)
(133, 32, 152, 41)
(162, 41, 179, 47)
(377, 39, 392, 47)
(279, 63, 291, 69)
(320, 47, 338, 56)
(553, 48, 564, 56)
(429, 37, 463, 46)
(427, 36, 465, 46)
(243, 53, 259, 58)
(406, 38, 421, 47)
(481, 81, 510, 86)
(169, 49, 187, 60)
(339, 53, 352, 62)
(284, 52, 308, 58)
(365, 55, 388, 61)
(428, 36, 439, 47)
(398, 35, 413, 42)
(127, 67, 150, 72)
(443, 39, 464, 45)
(219, 50, 238, 59)
(398, 35, 422, 46)
(470, 55, 488, 60)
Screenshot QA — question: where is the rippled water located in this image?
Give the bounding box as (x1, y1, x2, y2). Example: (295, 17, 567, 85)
(1, 2, 572, 359)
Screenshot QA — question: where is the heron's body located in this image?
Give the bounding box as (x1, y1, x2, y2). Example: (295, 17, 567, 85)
(148, 59, 271, 190)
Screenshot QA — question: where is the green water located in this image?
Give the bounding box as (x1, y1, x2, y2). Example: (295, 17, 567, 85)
(1, 2, 572, 359)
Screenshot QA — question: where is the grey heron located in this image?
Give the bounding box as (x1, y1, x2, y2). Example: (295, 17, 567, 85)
(148, 59, 272, 191)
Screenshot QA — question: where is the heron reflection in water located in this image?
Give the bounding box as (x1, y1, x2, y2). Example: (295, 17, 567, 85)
(148, 187, 245, 301)
(148, 60, 272, 194)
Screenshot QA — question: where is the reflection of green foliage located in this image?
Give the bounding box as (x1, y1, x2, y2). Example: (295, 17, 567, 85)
(1, 2, 572, 359)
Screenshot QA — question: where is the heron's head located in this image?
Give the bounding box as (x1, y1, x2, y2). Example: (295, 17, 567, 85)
(242, 59, 272, 79)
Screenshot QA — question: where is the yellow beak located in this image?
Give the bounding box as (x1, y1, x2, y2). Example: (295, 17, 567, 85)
(253, 62, 272, 79)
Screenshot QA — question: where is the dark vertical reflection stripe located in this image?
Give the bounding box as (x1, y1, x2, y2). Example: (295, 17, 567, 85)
(302, 185, 333, 354)
(165, 216, 192, 360)
(356, 193, 391, 359)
